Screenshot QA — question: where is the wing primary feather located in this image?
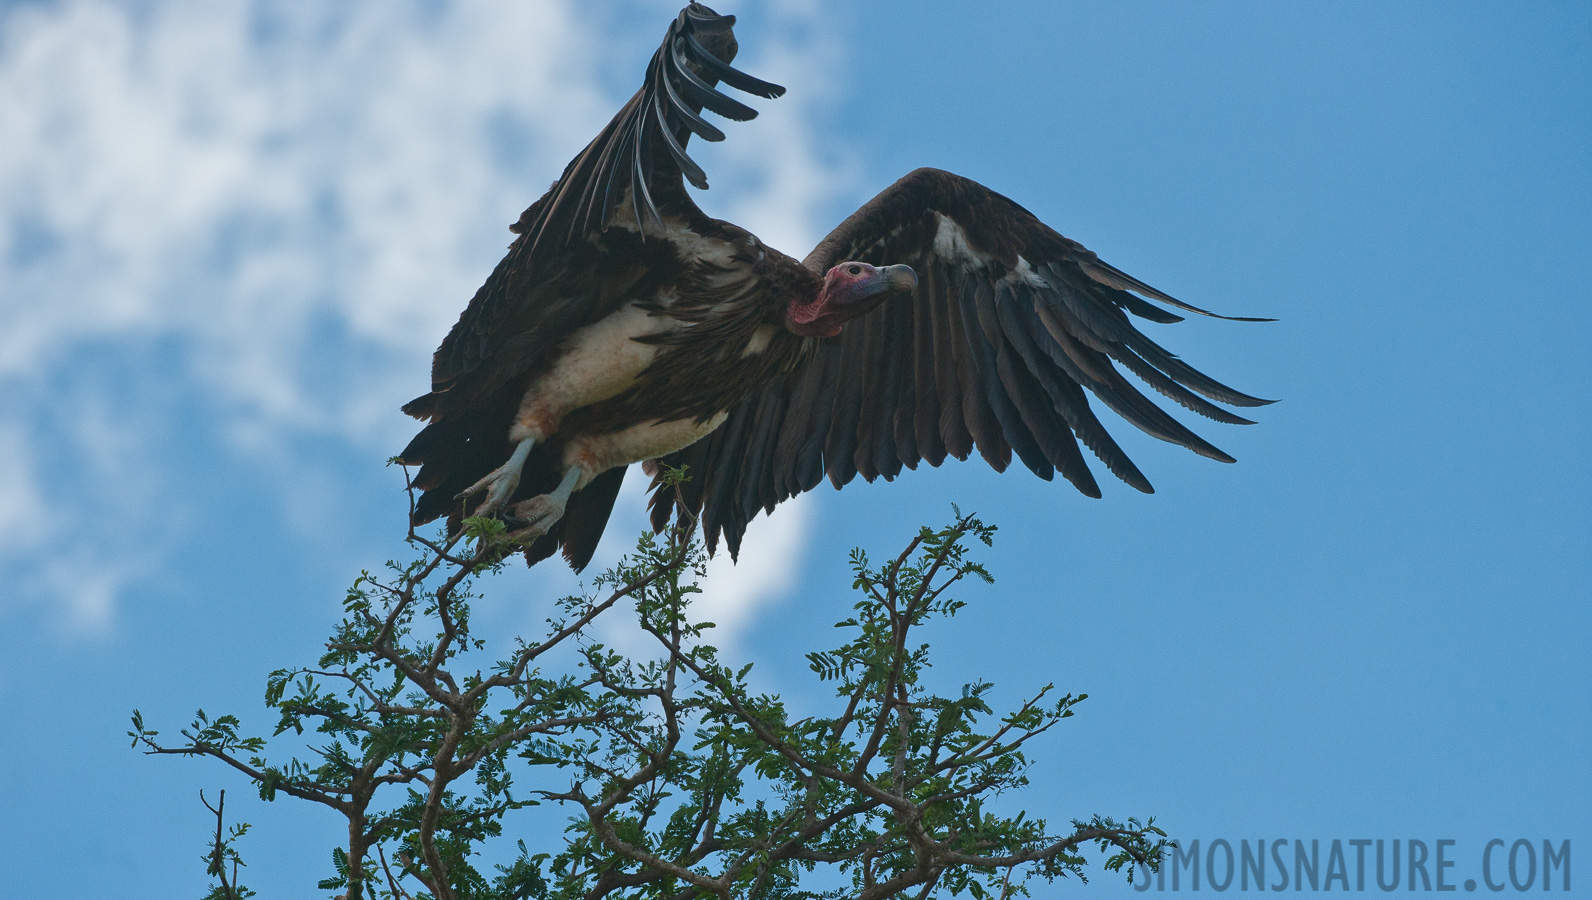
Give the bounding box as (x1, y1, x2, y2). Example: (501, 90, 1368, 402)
(1041, 275, 1252, 423)
(565, 122, 623, 243)
(929, 262, 972, 460)
(1043, 308, 1238, 462)
(698, 423, 743, 557)
(627, 125, 652, 230)
(1008, 304, 1149, 492)
(1077, 255, 1276, 322)
(1045, 264, 1139, 345)
(1116, 328, 1275, 408)
(705, 402, 755, 559)
(1007, 287, 1150, 492)
(774, 346, 833, 498)
(967, 280, 1038, 468)
(758, 385, 791, 514)
(669, 38, 760, 121)
(998, 284, 1131, 493)
(949, 272, 1009, 470)
(629, 126, 663, 232)
(1105, 342, 1258, 425)
(1097, 363, 1237, 462)
(788, 373, 835, 493)
(851, 307, 891, 482)
(1110, 287, 1186, 324)
(682, 31, 787, 98)
(752, 393, 787, 516)
(1045, 264, 1273, 408)
(608, 123, 649, 231)
(911, 258, 947, 466)
(659, 60, 728, 141)
(886, 292, 918, 474)
(596, 110, 641, 233)
(597, 127, 626, 231)
(871, 300, 908, 480)
(736, 390, 782, 524)
(976, 283, 1056, 481)
(1033, 303, 1205, 452)
(512, 11, 789, 262)
(823, 325, 867, 488)
(652, 92, 709, 189)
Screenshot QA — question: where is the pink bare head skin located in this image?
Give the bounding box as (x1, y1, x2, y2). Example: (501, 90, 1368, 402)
(786, 262, 918, 338)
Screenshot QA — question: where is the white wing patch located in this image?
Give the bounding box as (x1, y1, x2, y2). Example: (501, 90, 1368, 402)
(931, 213, 985, 267)
(933, 213, 1047, 287)
(1002, 256, 1050, 288)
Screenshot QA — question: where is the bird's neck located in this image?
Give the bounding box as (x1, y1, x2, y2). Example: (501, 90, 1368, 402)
(784, 282, 843, 338)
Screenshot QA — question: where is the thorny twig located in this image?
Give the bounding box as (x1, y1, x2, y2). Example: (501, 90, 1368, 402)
(200, 789, 244, 900)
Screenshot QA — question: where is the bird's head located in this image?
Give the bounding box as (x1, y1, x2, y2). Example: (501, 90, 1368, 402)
(786, 262, 917, 338)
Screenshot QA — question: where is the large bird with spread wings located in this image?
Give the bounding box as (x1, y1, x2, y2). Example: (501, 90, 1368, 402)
(398, 3, 1271, 569)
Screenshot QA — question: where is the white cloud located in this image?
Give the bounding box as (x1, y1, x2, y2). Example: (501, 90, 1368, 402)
(694, 493, 812, 640)
(0, 0, 608, 430)
(0, 424, 47, 553)
(0, 404, 154, 635)
(0, 0, 849, 632)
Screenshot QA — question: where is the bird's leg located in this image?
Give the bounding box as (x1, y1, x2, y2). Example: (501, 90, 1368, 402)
(506, 465, 581, 539)
(456, 437, 534, 518)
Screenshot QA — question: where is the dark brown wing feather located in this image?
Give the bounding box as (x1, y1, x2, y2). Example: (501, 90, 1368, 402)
(650, 167, 1273, 557)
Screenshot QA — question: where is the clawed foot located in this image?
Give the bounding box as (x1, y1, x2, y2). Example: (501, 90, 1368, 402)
(504, 493, 569, 539)
(457, 438, 534, 518)
(456, 462, 521, 518)
(502, 464, 582, 540)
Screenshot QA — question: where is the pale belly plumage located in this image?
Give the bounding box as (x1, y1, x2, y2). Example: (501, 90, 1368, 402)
(505, 296, 763, 489)
(508, 301, 679, 444)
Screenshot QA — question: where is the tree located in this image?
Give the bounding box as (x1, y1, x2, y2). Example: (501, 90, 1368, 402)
(131, 470, 1167, 899)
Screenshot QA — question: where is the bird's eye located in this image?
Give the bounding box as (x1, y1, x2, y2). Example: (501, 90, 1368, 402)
(847, 265, 862, 276)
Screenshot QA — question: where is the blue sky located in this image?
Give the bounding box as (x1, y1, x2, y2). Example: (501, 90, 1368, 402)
(1, 1, 1588, 896)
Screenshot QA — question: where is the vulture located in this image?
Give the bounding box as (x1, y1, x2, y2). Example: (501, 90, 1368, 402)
(398, 3, 1272, 570)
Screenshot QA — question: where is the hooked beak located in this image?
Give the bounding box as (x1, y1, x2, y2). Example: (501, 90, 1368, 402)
(849, 264, 918, 303)
(885, 264, 917, 293)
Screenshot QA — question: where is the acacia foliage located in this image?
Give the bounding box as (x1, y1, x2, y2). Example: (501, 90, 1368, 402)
(132, 489, 1166, 900)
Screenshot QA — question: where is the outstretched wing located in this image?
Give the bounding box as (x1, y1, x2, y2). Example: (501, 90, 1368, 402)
(406, 2, 785, 421)
(649, 167, 1273, 557)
